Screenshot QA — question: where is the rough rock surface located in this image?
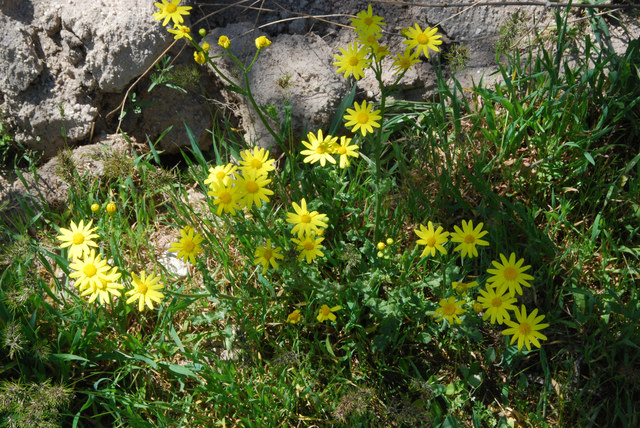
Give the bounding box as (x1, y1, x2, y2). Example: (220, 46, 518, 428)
(0, 0, 174, 158)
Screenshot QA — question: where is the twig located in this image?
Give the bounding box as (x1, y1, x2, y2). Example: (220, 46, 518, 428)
(374, 0, 640, 9)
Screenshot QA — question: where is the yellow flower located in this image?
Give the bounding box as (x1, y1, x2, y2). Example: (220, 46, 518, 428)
(201, 42, 210, 52)
(477, 285, 518, 325)
(344, 100, 381, 137)
(434, 296, 466, 324)
(255, 36, 271, 50)
(300, 129, 338, 167)
(377, 241, 386, 250)
(126, 271, 165, 312)
(414, 221, 449, 257)
(106, 202, 116, 215)
(56, 219, 99, 259)
(450, 220, 489, 258)
(90, 203, 100, 213)
(351, 4, 386, 36)
(486, 253, 534, 296)
(218, 35, 231, 49)
(386, 238, 394, 245)
(392, 48, 421, 75)
(473, 302, 483, 313)
(333, 136, 359, 168)
(501, 305, 550, 351)
(194, 51, 206, 64)
(333, 43, 370, 80)
(368, 42, 390, 60)
(239, 146, 276, 177)
(287, 309, 302, 324)
(205, 163, 237, 188)
(68, 249, 110, 292)
(254, 239, 284, 274)
(169, 225, 205, 265)
(233, 171, 274, 210)
(317, 304, 341, 322)
(81, 266, 123, 305)
(168, 24, 192, 41)
(403, 24, 442, 58)
(452, 280, 478, 296)
(153, 0, 192, 26)
(286, 198, 328, 238)
(291, 234, 325, 264)
(356, 29, 382, 49)
(207, 182, 241, 216)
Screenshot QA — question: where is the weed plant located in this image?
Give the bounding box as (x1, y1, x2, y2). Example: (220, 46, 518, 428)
(1, 2, 639, 427)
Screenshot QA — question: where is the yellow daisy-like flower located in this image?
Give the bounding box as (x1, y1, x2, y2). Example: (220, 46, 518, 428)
(501, 305, 550, 351)
(81, 266, 123, 305)
(403, 24, 442, 59)
(351, 4, 386, 36)
(126, 271, 165, 312)
(169, 226, 205, 265)
(167, 24, 192, 41)
(287, 309, 302, 324)
(450, 220, 490, 258)
(434, 296, 466, 324)
(476, 285, 518, 325)
(368, 42, 390, 60)
(254, 239, 284, 275)
(239, 146, 276, 177)
(356, 29, 382, 49)
(317, 304, 342, 323)
(194, 51, 206, 64)
(333, 43, 371, 80)
(333, 136, 359, 169)
(218, 35, 231, 49)
(301, 129, 338, 167)
(255, 36, 271, 50)
(391, 48, 421, 75)
(68, 249, 110, 292)
(344, 100, 381, 137)
(205, 163, 237, 188)
(414, 221, 449, 257)
(233, 171, 274, 210)
(106, 202, 116, 215)
(153, 0, 192, 26)
(452, 280, 478, 296)
(486, 252, 534, 296)
(286, 198, 328, 238)
(207, 182, 241, 216)
(291, 234, 325, 264)
(56, 219, 99, 259)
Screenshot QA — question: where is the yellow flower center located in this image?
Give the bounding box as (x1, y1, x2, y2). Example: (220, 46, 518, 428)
(166, 4, 177, 13)
(137, 283, 148, 294)
(182, 240, 195, 252)
(73, 233, 85, 245)
(417, 34, 429, 45)
(503, 267, 518, 281)
(300, 214, 311, 223)
(219, 191, 232, 204)
(250, 159, 263, 169)
(338, 146, 347, 155)
(246, 181, 259, 193)
(364, 17, 373, 26)
(303, 241, 315, 251)
(83, 264, 97, 277)
(464, 234, 475, 244)
(263, 249, 273, 260)
(216, 171, 226, 180)
(321, 306, 331, 315)
(491, 297, 502, 307)
(443, 302, 456, 315)
(316, 145, 326, 154)
(367, 35, 376, 43)
(357, 112, 369, 124)
(519, 322, 532, 335)
(348, 56, 359, 66)
(426, 237, 436, 247)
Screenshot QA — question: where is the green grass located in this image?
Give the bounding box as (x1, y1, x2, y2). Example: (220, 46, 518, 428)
(1, 6, 639, 428)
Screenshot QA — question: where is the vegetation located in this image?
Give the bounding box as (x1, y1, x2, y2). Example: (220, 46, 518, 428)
(1, 3, 639, 427)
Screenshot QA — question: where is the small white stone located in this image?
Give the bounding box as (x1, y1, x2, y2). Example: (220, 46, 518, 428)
(158, 250, 189, 277)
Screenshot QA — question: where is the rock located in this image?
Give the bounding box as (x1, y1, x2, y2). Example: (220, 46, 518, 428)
(206, 22, 349, 148)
